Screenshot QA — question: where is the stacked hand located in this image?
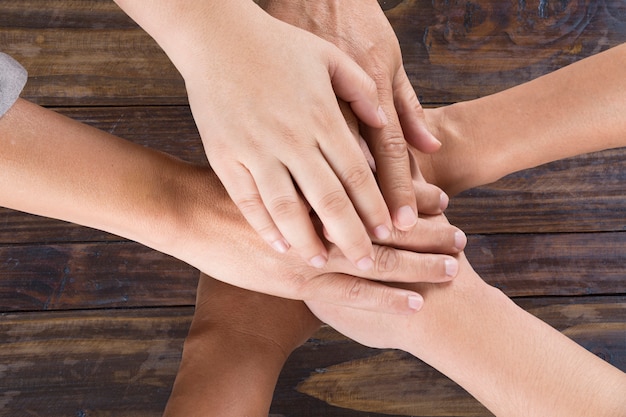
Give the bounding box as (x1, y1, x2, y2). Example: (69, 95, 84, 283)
(115, 0, 445, 272)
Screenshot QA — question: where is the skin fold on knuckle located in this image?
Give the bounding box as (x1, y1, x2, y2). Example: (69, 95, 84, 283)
(341, 277, 402, 313)
(234, 193, 265, 217)
(340, 163, 373, 191)
(268, 194, 303, 220)
(374, 135, 409, 160)
(372, 245, 401, 278)
(317, 189, 351, 219)
(343, 276, 366, 304)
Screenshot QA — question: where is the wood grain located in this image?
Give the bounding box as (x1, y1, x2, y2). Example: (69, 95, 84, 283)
(1, 1, 625, 106)
(0, 242, 197, 312)
(0, 298, 623, 417)
(0, 1, 624, 415)
(0, 308, 190, 417)
(0, 232, 623, 312)
(387, 0, 626, 102)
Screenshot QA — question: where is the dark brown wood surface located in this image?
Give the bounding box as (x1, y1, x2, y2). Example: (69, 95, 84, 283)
(0, 1, 624, 416)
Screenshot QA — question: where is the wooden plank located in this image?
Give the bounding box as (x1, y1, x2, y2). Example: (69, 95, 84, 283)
(0, 0, 137, 29)
(1, 28, 186, 107)
(446, 148, 626, 234)
(0, 107, 622, 244)
(387, 0, 626, 103)
(1, 1, 625, 105)
(0, 307, 190, 417)
(466, 232, 626, 297)
(1, 298, 622, 416)
(0, 232, 623, 312)
(0, 242, 198, 312)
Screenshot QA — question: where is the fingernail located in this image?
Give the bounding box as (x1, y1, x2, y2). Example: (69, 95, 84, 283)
(431, 133, 443, 147)
(271, 239, 290, 254)
(377, 106, 388, 125)
(310, 255, 327, 269)
(374, 224, 391, 240)
(396, 205, 417, 230)
(445, 258, 459, 277)
(356, 256, 374, 271)
(408, 294, 423, 311)
(440, 192, 449, 211)
(454, 230, 467, 251)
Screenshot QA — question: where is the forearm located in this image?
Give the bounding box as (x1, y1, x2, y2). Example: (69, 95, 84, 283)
(164, 332, 284, 417)
(113, 0, 263, 80)
(423, 43, 626, 195)
(405, 261, 626, 417)
(164, 275, 320, 417)
(0, 98, 198, 253)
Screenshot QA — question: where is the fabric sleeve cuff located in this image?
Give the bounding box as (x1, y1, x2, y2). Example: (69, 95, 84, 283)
(0, 53, 28, 118)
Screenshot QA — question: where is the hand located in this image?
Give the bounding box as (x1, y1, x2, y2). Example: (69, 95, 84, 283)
(169, 166, 465, 315)
(260, 0, 443, 229)
(171, 1, 397, 271)
(306, 215, 469, 351)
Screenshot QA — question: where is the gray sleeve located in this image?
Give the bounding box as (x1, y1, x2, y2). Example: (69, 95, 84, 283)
(0, 53, 28, 118)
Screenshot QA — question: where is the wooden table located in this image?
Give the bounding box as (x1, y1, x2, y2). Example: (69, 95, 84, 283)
(1, 1, 624, 416)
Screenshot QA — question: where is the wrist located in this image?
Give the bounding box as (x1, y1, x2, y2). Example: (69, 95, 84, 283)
(116, 0, 264, 81)
(164, 329, 286, 417)
(420, 104, 477, 195)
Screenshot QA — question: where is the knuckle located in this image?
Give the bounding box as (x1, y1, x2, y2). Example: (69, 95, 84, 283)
(342, 277, 399, 312)
(340, 164, 372, 191)
(234, 193, 264, 216)
(375, 135, 408, 159)
(373, 246, 400, 275)
(318, 189, 351, 218)
(344, 277, 364, 302)
(269, 195, 302, 219)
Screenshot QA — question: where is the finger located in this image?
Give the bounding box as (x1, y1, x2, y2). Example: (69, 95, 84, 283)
(325, 244, 459, 283)
(214, 161, 292, 255)
(414, 180, 449, 214)
(338, 100, 376, 172)
(316, 118, 394, 241)
(362, 83, 418, 231)
(393, 70, 441, 153)
(337, 100, 360, 141)
(387, 216, 467, 254)
(252, 161, 330, 267)
(407, 145, 448, 214)
(327, 48, 387, 129)
(290, 153, 376, 270)
(300, 272, 425, 314)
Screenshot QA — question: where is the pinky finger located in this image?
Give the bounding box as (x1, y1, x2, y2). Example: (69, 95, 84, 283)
(301, 272, 425, 314)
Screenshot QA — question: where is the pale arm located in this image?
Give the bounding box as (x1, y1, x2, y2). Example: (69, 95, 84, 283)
(420, 43, 626, 195)
(309, 251, 626, 417)
(112, 0, 396, 270)
(0, 99, 464, 314)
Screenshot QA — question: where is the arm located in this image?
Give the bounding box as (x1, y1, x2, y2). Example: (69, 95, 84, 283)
(308, 248, 626, 417)
(112, 0, 403, 270)
(0, 98, 465, 314)
(163, 273, 320, 417)
(259, 0, 444, 224)
(420, 43, 626, 196)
